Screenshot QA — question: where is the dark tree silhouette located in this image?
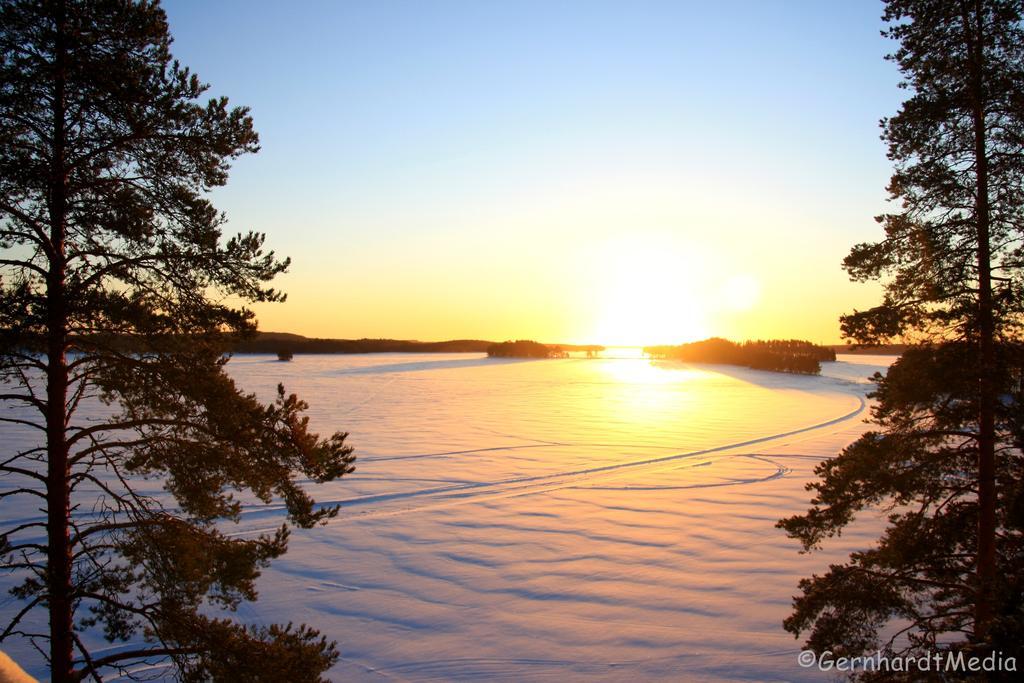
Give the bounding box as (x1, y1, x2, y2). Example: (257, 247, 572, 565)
(779, 0, 1024, 671)
(486, 340, 565, 358)
(643, 338, 832, 374)
(0, 1, 354, 680)
(235, 335, 494, 354)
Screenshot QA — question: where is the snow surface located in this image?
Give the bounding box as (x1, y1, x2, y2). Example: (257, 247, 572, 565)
(1, 353, 895, 681)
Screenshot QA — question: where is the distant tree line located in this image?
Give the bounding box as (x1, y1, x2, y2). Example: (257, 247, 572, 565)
(229, 335, 495, 355)
(247, 336, 607, 357)
(2, 332, 606, 358)
(486, 340, 568, 358)
(643, 338, 835, 374)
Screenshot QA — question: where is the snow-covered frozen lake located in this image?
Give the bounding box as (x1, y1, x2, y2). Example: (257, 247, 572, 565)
(2, 352, 895, 681)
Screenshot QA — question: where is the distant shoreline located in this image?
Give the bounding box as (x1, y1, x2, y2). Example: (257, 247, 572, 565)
(236, 333, 602, 356)
(236, 333, 907, 357)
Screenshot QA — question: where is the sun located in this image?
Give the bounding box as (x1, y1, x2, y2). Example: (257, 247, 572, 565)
(581, 235, 765, 346)
(593, 283, 707, 346)
(587, 238, 710, 346)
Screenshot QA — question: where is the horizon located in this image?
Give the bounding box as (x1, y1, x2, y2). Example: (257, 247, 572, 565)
(254, 329, 898, 350)
(160, 0, 900, 346)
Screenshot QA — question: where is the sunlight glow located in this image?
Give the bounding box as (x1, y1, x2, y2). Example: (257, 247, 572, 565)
(721, 274, 761, 312)
(598, 356, 704, 386)
(586, 236, 710, 346)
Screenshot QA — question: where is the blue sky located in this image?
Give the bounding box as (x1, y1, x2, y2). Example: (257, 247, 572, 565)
(161, 0, 902, 344)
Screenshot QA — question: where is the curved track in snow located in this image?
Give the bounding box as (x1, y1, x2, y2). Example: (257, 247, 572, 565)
(235, 391, 866, 525)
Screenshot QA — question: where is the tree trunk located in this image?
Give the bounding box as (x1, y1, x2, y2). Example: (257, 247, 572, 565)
(966, 0, 997, 641)
(46, 1, 74, 679)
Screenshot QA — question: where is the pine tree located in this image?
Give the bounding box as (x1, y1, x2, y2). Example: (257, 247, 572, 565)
(0, 1, 355, 680)
(779, 0, 1024, 671)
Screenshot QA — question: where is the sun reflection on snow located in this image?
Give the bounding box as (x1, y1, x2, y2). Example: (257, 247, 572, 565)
(596, 352, 705, 386)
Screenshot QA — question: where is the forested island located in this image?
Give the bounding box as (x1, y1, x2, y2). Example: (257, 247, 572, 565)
(485, 340, 607, 358)
(487, 340, 563, 358)
(644, 338, 836, 374)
